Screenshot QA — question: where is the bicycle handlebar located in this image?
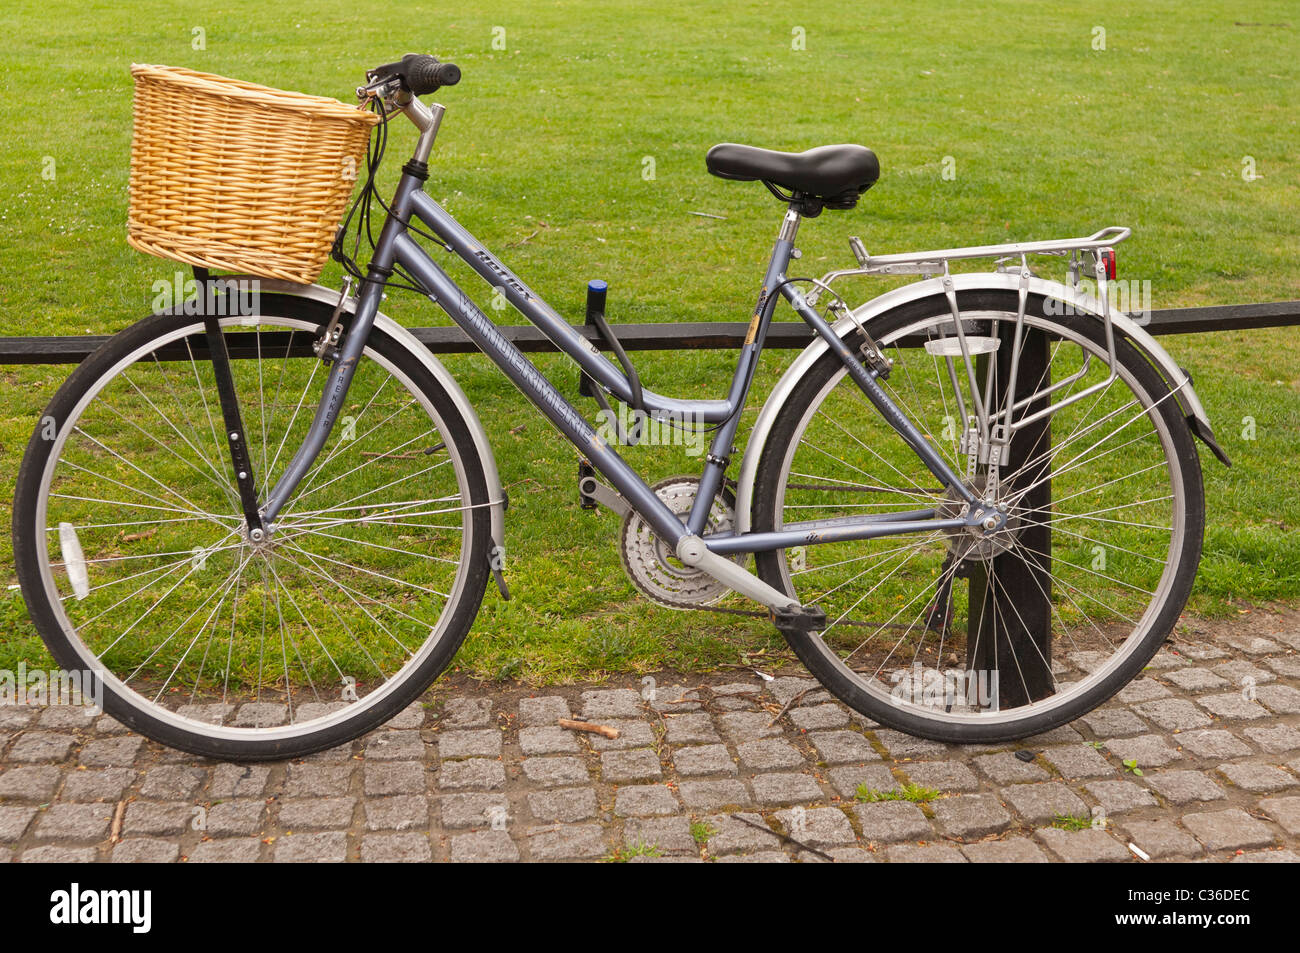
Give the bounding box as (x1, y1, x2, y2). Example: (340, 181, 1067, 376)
(362, 53, 461, 100)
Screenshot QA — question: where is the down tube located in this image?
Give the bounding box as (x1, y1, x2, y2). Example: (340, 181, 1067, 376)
(392, 233, 689, 546)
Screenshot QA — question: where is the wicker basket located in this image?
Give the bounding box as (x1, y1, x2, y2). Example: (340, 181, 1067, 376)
(127, 64, 380, 284)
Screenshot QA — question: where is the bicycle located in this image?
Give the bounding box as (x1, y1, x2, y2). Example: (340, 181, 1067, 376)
(13, 54, 1230, 760)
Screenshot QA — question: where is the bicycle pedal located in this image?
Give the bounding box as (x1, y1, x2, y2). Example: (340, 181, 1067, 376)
(770, 603, 827, 634)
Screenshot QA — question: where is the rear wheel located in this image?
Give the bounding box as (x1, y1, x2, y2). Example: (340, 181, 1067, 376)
(751, 290, 1204, 742)
(14, 297, 491, 760)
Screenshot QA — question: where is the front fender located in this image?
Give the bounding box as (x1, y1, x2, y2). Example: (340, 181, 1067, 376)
(734, 272, 1227, 534)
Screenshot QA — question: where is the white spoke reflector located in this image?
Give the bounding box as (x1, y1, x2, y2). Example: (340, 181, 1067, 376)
(58, 522, 90, 600)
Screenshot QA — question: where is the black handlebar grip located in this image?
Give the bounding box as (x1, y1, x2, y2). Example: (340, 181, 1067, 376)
(402, 53, 461, 95)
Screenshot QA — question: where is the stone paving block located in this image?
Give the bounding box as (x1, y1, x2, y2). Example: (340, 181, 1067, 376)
(580, 689, 642, 720)
(1084, 780, 1160, 815)
(601, 749, 661, 783)
(962, 838, 1050, 863)
(234, 703, 286, 727)
(363, 761, 425, 796)
(1079, 709, 1148, 738)
(518, 695, 570, 726)
(1103, 734, 1183, 768)
(439, 792, 509, 829)
(521, 756, 590, 787)
(140, 765, 207, 800)
(1217, 762, 1296, 794)
(111, 838, 180, 863)
(737, 738, 804, 771)
(1265, 657, 1300, 678)
(60, 768, 137, 803)
(1181, 808, 1278, 851)
(187, 838, 263, 863)
(663, 713, 720, 744)
(123, 801, 195, 837)
(872, 729, 949, 759)
(718, 711, 780, 743)
(9, 732, 76, 763)
(705, 812, 781, 854)
(613, 784, 680, 817)
(0, 708, 35, 729)
(804, 847, 877, 863)
(900, 760, 980, 792)
(852, 801, 931, 843)
(749, 772, 823, 806)
(767, 676, 822, 705)
(1255, 684, 1300, 715)
(451, 830, 519, 862)
(279, 797, 356, 831)
(1177, 729, 1252, 760)
(527, 787, 597, 823)
(1219, 633, 1284, 656)
(933, 794, 1011, 838)
(1121, 819, 1203, 859)
(0, 805, 38, 841)
(1132, 699, 1211, 732)
(589, 720, 656, 751)
(36, 802, 113, 841)
(361, 832, 431, 862)
(211, 764, 272, 799)
(1116, 678, 1173, 704)
(828, 764, 901, 799)
(1212, 661, 1274, 686)
(677, 779, 751, 811)
(886, 844, 966, 863)
(1198, 693, 1270, 721)
(774, 806, 857, 846)
(274, 831, 348, 863)
(1143, 770, 1226, 805)
(37, 707, 98, 729)
(285, 764, 354, 798)
(789, 704, 850, 730)
(0, 766, 61, 800)
(364, 795, 429, 832)
(1164, 668, 1229, 692)
(1000, 782, 1089, 824)
(364, 730, 424, 761)
(1042, 744, 1115, 780)
(648, 686, 703, 713)
(205, 799, 267, 836)
(439, 697, 491, 728)
(809, 730, 879, 764)
(438, 729, 501, 760)
(437, 758, 505, 791)
(21, 846, 98, 863)
(672, 744, 735, 777)
(1243, 724, 1300, 754)
(623, 815, 697, 853)
(386, 702, 428, 730)
(526, 823, 607, 860)
(974, 752, 1048, 784)
(1034, 827, 1130, 862)
(1257, 795, 1300, 835)
(173, 703, 235, 725)
(1231, 849, 1300, 863)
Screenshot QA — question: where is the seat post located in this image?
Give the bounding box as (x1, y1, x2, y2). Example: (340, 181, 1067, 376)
(778, 205, 802, 244)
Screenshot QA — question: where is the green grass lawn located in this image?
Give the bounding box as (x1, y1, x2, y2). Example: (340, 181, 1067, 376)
(0, 0, 1296, 684)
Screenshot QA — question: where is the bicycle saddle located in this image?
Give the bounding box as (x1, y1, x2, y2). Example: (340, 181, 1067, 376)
(705, 143, 880, 210)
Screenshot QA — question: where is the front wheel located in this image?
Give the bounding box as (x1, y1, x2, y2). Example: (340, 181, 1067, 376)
(14, 298, 491, 760)
(751, 290, 1204, 742)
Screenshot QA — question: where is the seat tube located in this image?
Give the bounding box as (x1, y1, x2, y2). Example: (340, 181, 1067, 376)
(686, 207, 801, 536)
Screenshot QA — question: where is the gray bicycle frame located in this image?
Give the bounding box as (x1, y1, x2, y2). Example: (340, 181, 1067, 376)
(258, 110, 978, 557)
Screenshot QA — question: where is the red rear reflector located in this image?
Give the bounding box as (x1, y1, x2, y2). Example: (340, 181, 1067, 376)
(1101, 249, 1117, 281)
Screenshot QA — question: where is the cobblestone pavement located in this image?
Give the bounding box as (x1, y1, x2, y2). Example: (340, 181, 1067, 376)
(2, 614, 1300, 863)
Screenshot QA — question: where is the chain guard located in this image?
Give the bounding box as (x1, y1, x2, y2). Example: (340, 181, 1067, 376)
(619, 476, 741, 609)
